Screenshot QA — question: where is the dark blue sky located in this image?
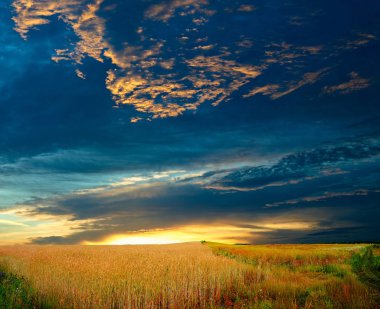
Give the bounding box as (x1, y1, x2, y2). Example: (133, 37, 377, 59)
(0, 0, 379, 244)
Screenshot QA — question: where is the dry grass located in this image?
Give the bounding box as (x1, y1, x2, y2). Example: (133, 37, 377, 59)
(0, 243, 253, 308)
(209, 242, 380, 308)
(0, 242, 379, 308)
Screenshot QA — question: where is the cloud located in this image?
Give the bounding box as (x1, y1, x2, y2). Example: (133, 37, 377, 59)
(11, 0, 264, 121)
(185, 55, 262, 106)
(323, 72, 370, 95)
(25, 176, 380, 244)
(6, 133, 377, 244)
(13, 0, 107, 64)
(144, 0, 213, 22)
(270, 68, 329, 99)
(237, 5, 255, 12)
(12, 0, 72, 39)
(343, 33, 377, 50)
(0, 206, 95, 245)
(200, 134, 380, 192)
(0, 219, 28, 227)
(106, 54, 262, 120)
(11, 0, 377, 122)
(204, 177, 317, 193)
(243, 85, 280, 98)
(245, 68, 328, 100)
(75, 68, 86, 79)
(265, 189, 378, 208)
(21, 176, 326, 244)
(236, 39, 253, 48)
(264, 42, 323, 65)
(4, 0, 380, 245)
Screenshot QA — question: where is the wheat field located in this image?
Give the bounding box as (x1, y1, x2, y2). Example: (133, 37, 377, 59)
(0, 242, 379, 308)
(0, 243, 254, 308)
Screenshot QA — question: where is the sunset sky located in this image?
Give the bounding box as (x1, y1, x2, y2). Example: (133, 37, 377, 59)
(1, 0, 380, 245)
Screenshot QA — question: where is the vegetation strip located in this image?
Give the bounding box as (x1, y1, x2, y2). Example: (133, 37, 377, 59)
(0, 268, 39, 308)
(350, 245, 380, 291)
(207, 242, 380, 308)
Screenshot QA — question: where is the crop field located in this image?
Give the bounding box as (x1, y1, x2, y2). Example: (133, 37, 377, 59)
(0, 242, 379, 308)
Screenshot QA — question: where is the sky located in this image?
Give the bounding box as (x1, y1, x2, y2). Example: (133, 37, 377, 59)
(0, 0, 380, 245)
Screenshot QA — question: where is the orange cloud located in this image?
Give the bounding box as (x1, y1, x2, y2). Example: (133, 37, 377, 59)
(13, 0, 107, 64)
(13, 0, 263, 121)
(106, 54, 262, 120)
(144, 0, 213, 22)
(11, 1, 343, 122)
(245, 68, 329, 100)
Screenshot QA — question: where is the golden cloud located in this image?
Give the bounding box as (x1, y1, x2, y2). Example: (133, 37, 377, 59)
(106, 53, 263, 120)
(13, 0, 107, 64)
(245, 68, 329, 100)
(144, 0, 212, 22)
(12, 0, 352, 122)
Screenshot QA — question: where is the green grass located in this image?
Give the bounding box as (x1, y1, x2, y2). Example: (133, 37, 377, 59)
(0, 268, 38, 309)
(309, 264, 348, 278)
(350, 245, 380, 289)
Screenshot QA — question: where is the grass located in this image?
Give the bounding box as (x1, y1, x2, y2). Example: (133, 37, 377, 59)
(208, 242, 380, 308)
(351, 245, 380, 290)
(0, 268, 38, 308)
(0, 242, 378, 308)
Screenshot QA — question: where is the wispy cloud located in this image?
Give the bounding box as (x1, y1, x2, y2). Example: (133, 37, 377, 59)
(200, 135, 380, 192)
(0, 219, 28, 227)
(237, 5, 255, 12)
(265, 189, 378, 208)
(144, 0, 213, 22)
(323, 72, 370, 95)
(343, 33, 377, 50)
(244, 68, 329, 100)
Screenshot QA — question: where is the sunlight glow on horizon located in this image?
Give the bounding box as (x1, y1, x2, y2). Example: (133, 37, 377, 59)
(81, 221, 316, 245)
(81, 224, 258, 245)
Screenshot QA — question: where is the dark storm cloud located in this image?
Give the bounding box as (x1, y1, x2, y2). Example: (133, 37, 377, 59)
(18, 134, 380, 244)
(27, 188, 380, 244)
(202, 134, 380, 191)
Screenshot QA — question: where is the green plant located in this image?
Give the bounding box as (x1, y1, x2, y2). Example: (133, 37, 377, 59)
(0, 269, 38, 308)
(351, 245, 380, 288)
(313, 264, 347, 278)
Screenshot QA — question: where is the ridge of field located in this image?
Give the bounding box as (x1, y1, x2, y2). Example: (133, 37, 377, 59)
(0, 242, 379, 308)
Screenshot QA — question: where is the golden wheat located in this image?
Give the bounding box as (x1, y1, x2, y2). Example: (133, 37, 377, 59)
(0, 243, 253, 308)
(0, 242, 378, 308)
